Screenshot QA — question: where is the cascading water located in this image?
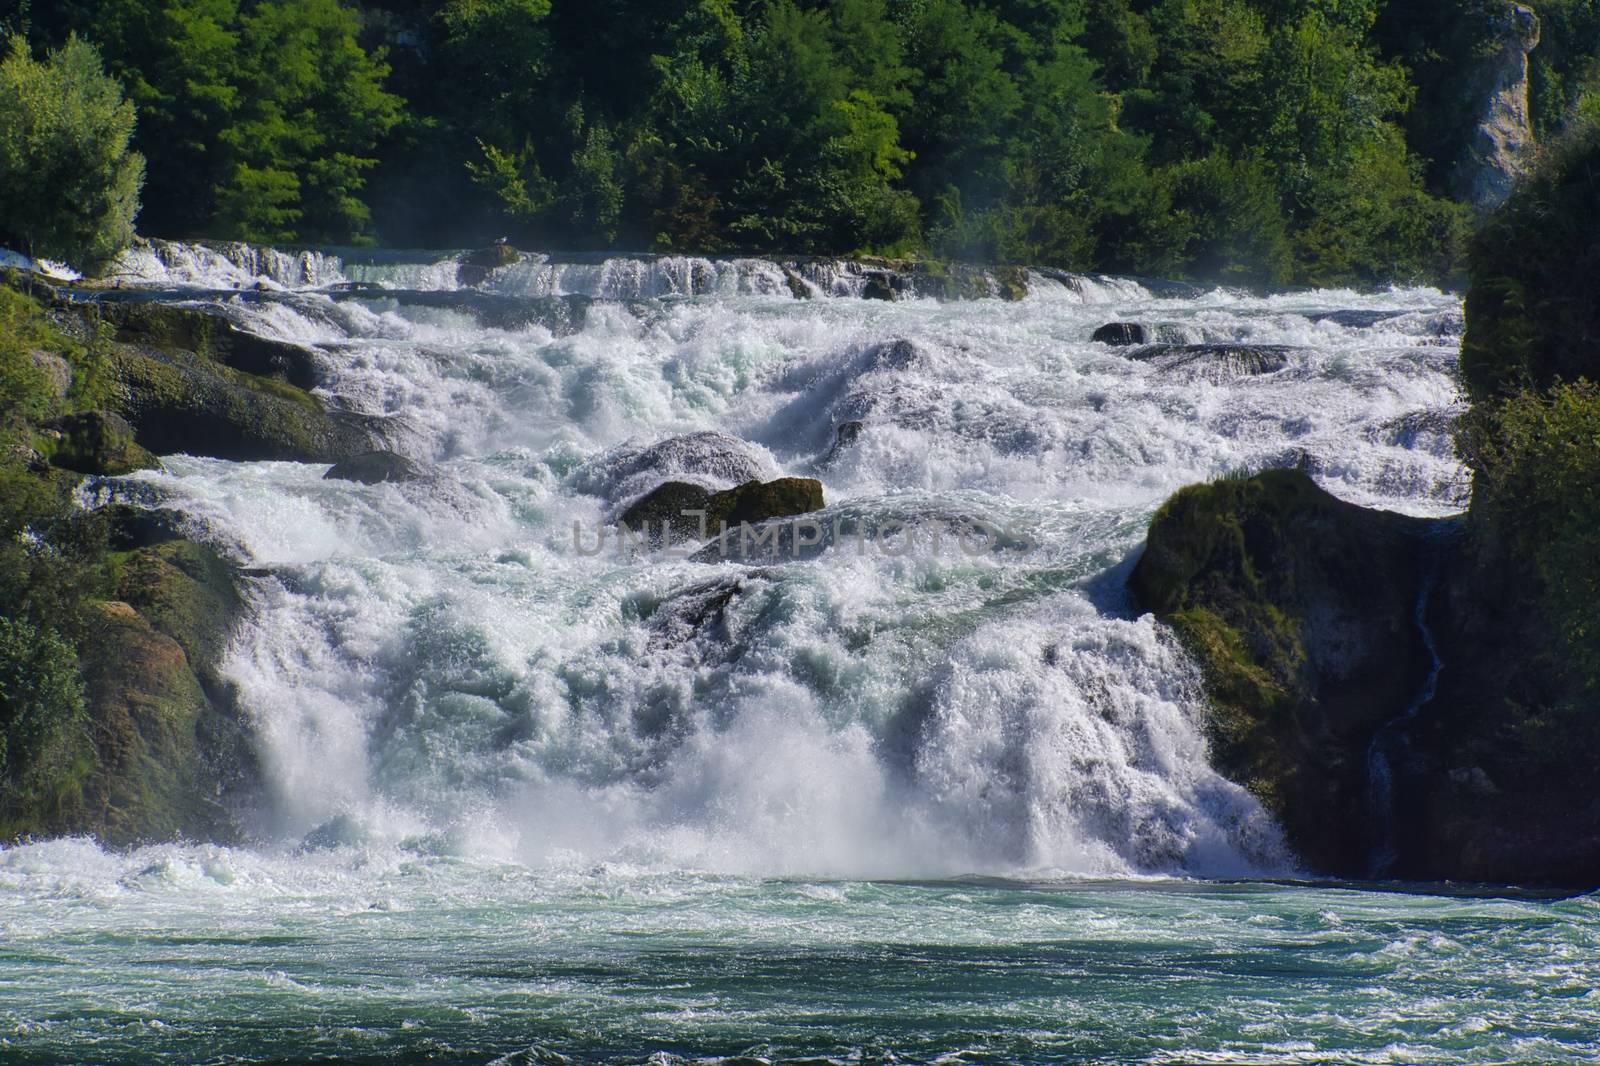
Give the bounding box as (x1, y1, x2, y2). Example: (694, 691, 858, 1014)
(86, 241, 1469, 878)
(15, 241, 1578, 1066)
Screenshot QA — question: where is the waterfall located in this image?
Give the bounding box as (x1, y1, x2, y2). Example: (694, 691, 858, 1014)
(89, 238, 1467, 878)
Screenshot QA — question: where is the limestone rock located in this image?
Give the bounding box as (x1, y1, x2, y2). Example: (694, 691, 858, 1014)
(1451, 2, 1541, 210)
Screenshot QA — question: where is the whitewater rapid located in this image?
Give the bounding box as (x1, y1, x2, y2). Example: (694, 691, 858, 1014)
(92, 241, 1466, 880)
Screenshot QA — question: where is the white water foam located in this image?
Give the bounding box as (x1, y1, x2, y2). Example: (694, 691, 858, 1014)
(99, 242, 1466, 879)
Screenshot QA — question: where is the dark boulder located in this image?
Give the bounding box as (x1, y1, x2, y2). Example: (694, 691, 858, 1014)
(862, 273, 898, 301)
(101, 503, 187, 550)
(457, 244, 520, 286)
(618, 480, 715, 544)
(324, 450, 428, 484)
(710, 477, 825, 527)
(817, 420, 865, 469)
(1093, 322, 1148, 345)
(110, 341, 377, 462)
(619, 477, 826, 547)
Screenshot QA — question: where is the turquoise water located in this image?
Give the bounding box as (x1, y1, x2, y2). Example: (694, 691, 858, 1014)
(9, 245, 1569, 1063)
(3, 840, 1596, 1063)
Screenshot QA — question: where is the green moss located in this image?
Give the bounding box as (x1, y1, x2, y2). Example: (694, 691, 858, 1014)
(1130, 468, 1433, 873)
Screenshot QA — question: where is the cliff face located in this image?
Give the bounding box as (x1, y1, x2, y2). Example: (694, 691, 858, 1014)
(1451, 2, 1541, 210)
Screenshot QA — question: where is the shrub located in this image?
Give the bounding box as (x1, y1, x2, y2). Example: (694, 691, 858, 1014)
(1461, 122, 1600, 400)
(0, 36, 144, 270)
(0, 616, 87, 790)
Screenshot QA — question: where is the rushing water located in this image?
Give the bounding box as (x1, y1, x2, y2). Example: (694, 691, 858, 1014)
(5, 242, 1594, 1063)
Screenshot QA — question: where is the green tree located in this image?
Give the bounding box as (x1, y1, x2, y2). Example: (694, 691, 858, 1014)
(22, 0, 399, 244)
(0, 35, 143, 269)
(0, 617, 87, 792)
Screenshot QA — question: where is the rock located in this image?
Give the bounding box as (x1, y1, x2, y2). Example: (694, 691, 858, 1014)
(38, 411, 158, 475)
(29, 348, 71, 398)
(324, 450, 428, 484)
(457, 243, 520, 286)
(617, 480, 715, 544)
(991, 265, 1029, 302)
(109, 340, 377, 462)
(1093, 322, 1148, 345)
(710, 477, 825, 527)
(817, 420, 865, 469)
(574, 431, 773, 504)
(1129, 469, 1438, 874)
(862, 273, 897, 301)
(8, 540, 261, 846)
(618, 477, 826, 547)
(782, 267, 813, 300)
(100, 503, 187, 550)
(96, 299, 322, 390)
(1450, 2, 1540, 210)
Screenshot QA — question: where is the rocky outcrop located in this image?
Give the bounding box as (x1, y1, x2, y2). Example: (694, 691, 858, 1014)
(1, 539, 260, 845)
(27, 291, 381, 464)
(1094, 323, 1149, 345)
(95, 299, 323, 390)
(1451, 2, 1540, 210)
(109, 339, 376, 461)
(1133, 465, 1600, 886)
(1130, 469, 1437, 874)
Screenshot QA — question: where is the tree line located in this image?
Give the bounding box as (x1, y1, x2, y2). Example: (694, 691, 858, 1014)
(3, 0, 1598, 284)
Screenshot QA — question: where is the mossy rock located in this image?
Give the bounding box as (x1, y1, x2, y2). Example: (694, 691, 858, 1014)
(708, 477, 825, 528)
(619, 477, 826, 546)
(110, 341, 376, 462)
(37, 410, 158, 475)
(619, 480, 716, 544)
(1, 540, 258, 846)
(95, 299, 322, 389)
(1130, 469, 1437, 873)
(457, 244, 521, 285)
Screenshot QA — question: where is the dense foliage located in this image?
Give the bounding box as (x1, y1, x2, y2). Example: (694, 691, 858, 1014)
(1454, 118, 1600, 783)
(1460, 121, 1600, 401)
(0, 36, 143, 269)
(0, 280, 114, 817)
(3, 0, 1598, 278)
